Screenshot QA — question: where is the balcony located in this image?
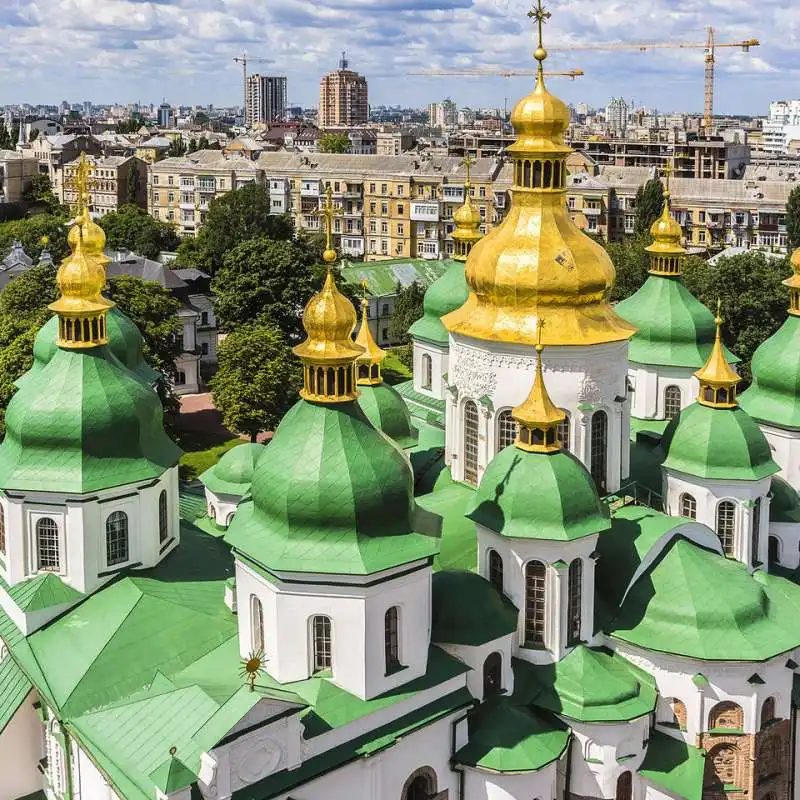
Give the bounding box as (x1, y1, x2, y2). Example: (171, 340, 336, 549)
(442, 187, 465, 202)
(300, 183, 321, 198)
(343, 188, 363, 198)
(583, 207, 602, 217)
(179, 202, 195, 210)
(197, 181, 215, 192)
(411, 202, 440, 222)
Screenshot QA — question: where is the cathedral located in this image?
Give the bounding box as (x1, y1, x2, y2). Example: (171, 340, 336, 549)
(3, 7, 800, 800)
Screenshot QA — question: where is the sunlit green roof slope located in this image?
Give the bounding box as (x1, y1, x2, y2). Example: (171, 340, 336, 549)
(416, 481, 477, 572)
(409, 260, 468, 344)
(0, 655, 32, 736)
(199, 442, 265, 498)
(358, 382, 418, 449)
(640, 730, 705, 800)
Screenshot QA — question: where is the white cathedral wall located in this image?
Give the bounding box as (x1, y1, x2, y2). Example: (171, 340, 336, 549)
(75, 744, 121, 800)
(663, 470, 772, 568)
(769, 522, 800, 569)
(445, 336, 630, 492)
(0, 692, 41, 800)
(413, 340, 448, 401)
(612, 641, 796, 741)
(759, 423, 800, 490)
(235, 559, 431, 700)
(461, 758, 560, 800)
(628, 364, 698, 421)
(435, 635, 515, 701)
(204, 488, 242, 528)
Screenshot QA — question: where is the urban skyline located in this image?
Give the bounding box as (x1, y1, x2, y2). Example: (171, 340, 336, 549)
(0, 0, 792, 114)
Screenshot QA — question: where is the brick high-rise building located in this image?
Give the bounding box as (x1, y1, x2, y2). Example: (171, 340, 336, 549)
(319, 52, 369, 127)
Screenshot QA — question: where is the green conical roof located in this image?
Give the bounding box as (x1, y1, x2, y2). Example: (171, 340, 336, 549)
(199, 442, 265, 498)
(431, 570, 518, 646)
(409, 260, 468, 345)
(468, 447, 610, 541)
(149, 754, 196, 793)
(0, 346, 180, 493)
(661, 402, 778, 481)
(358, 382, 418, 450)
(739, 315, 800, 430)
(615, 275, 738, 368)
(226, 400, 439, 575)
(16, 308, 160, 390)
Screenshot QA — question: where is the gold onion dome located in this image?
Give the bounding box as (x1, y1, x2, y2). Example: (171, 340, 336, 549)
(443, 2, 635, 347)
(646, 178, 685, 276)
(452, 157, 484, 261)
(784, 248, 800, 316)
(354, 295, 386, 386)
(695, 306, 740, 409)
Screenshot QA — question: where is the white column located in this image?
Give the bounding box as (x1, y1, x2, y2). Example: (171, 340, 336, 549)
(740, 501, 753, 567)
(550, 561, 567, 658)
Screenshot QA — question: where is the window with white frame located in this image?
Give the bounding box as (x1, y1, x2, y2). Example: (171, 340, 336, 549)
(106, 511, 129, 567)
(251, 595, 264, 653)
(312, 615, 332, 673)
(36, 518, 60, 572)
(159, 490, 169, 543)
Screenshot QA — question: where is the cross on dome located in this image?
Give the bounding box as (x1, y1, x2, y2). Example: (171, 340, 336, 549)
(314, 185, 344, 265)
(528, 0, 552, 69)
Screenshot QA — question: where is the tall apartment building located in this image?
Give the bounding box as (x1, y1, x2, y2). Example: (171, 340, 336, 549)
(763, 100, 800, 154)
(319, 53, 369, 127)
(606, 97, 628, 135)
(246, 75, 288, 127)
(60, 154, 148, 215)
(428, 99, 457, 129)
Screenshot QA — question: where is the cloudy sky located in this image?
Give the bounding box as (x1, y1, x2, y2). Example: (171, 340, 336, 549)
(1, 0, 795, 115)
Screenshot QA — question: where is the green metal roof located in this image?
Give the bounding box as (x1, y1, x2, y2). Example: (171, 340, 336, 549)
(0, 346, 181, 494)
(409, 260, 468, 345)
(395, 379, 446, 428)
(514, 646, 657, 723)
(639, 730, 706, 800)
(357, 382, 418, 450)
(770, 476, 800, 523)
(417, 481, 477, 572)
(661, 403, 779, 482)
(468, 448, 610, 542)
(0, 571, 83, 614)
(431, 570, 518, 646)
(454, 697, 570, 773)
(199, 442, 266, 498)
(149, 755, 197, 794)
(740, 315, 800, 430)
(615, 275, 739, 368)
(226, 399, 439, 575)
(0, 655, 32, 736)
(339, 258, 450, 297)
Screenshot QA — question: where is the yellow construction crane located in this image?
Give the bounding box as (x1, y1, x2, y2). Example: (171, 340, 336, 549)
(408, 68, 584, 80)
(233, 53, 272, 125)
(548, 27, 759, 131)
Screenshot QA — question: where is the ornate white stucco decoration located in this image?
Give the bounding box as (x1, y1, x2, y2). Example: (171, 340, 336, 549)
(452, 346, 498, 398)
(578, 379, 603, 407)
(231, 735, 284, 786)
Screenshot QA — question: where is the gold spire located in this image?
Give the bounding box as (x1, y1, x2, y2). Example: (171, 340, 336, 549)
(783, 248, 800, 316)
(66, 154, 108, 268)
(513, 322, 566, 453)
(443, 1, 636, 347)
(354, 283, 386, 386)
(293, 187, 363, 403)
(452, 155, 484, 262)
(646, 164, 685, 276)
(694, 301, 740, 409)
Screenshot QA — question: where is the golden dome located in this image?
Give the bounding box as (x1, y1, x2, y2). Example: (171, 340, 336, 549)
(695, 308, 740, 409)
(646, 188, 685, 276)
(510, 70, 571, 152)
(68, 209, 107, 258)
(453, 195, 482, 229)
(451, 157, 485, 261)
(782, 247, 800, 316)
(354, 297, 386, 385)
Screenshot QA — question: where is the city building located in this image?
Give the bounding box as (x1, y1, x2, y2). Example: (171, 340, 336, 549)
(319, 52, 369, 127)
(59, 154, 148, 215)
(135, 136, 174, 164)
(0, 150, 39, 204)
(245, 75, 288, 127)
(157, 100, 175, 128)
(375, 130, 413, 156)
(605, 97, 628, 135)
(763, 100, 800, 154)
(26, 133, 103, 192)
(428, 99, 458, 130)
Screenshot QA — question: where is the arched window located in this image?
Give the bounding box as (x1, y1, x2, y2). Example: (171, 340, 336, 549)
(591, 411, 608, 493)
(769, 536, 780, 565)
(402, 769, 437, 800)
(543, 160, 552, 188)
(751, 497, 762, 566)
(496, 410, 517, 452)
(760, 696, 776, 729)
(708, 701, 744, 731)
(716, 501, 736, 556)
(421, 353, 432, 390)
(524, 560, 547, 648)
(567, 558, 583, 646)
(662, 698, 687, 730)
(704, 744, 738, 787)
(616, 771, 632, 800)
(557, 411, 571, 452)
(680, 493, 697, 520)
(483, 652, 502, 696)
(251, 595, 264, 653)
(664, 385, 682, 420)
(0, 503, 5, 555)
(312, 615, 332, 673)
(463, 401, 480, 485)
(36, 518, 60, 572)
(385, 607, 400, 672)
(106, 511, 129, 567)
(158, 490, 168, 543)
(533, 160, 542, 188)
(488, 549, 504, 594)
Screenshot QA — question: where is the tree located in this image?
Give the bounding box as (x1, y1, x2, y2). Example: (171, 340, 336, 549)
(634, 179, 665, 237)
(0, 215, 70, 263)
(607, 235, 650, 301)
(175, 182, 295, 274)
(787, 186, 800, 252)
(194, 111, 210, 126)
(388, 281, 425, 344)
(212, 237, 323, 340)
(0, 325, 37, 435)
(683, 251, 792, 383)
(116, 118, 142, 135)
(187, 138, 198, 154)
(99, 204, 180, 259)
(0, 263, 59, 332)
(210, 322, 301, 441)
(0, 121, 13, 151)
(318, 133, 351, 154)
(167, 138, 187, 157)
(126, 167, 142, 206)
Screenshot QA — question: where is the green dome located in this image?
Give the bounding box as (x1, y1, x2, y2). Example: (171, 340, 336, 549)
(225, 400, 439, 575)
(661, 403, 779, 481)
(0, 346, 180, 493)
(409, 260, 468, 345)
(615, 276, 738, 368)
(770, 476, 800, 523)
(199, 442, 265, 498)
(16, 309, 159, 389)
(358, 383, 418, 449)
(431, 570, 518, 646)
(468, 447, 610, 541)
(740, 315, 800, 429)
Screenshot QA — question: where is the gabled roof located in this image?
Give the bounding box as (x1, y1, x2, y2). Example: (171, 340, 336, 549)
(639, 730, 705, 800)
(339, 258, 450, 297)
(106, 253, 188, 289)
(0, 655, 32, 736)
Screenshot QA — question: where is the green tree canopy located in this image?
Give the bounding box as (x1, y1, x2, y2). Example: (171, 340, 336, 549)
(21, 174, 66, 215)
(683, 251, 792, 383)
(211, 322, 301, 441)
(607, 235, 650, 302)
(0, 263, 59, 334)
(167, 138, 187, 157)
(388, 281, 426, 344)
(634, 179, 665, 237)
(0, 215, 70, 263)
(99, 204, 180, 259)
(318, 133, 351, 154)
(174, 182, 295, 274)
(786, 185, 800, 252)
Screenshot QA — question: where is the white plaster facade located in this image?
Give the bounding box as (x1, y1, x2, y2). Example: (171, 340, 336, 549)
(628, 364, 699, 422)
(204, 487, 243, 529)
(758, 422, 800, 491)
(413, 340, 449, 402)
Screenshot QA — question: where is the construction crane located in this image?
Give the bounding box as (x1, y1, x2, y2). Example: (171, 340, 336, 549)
(408, 69, 584, 80)
(548, 27, 759, 132)
(233, 53, 272, 126)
